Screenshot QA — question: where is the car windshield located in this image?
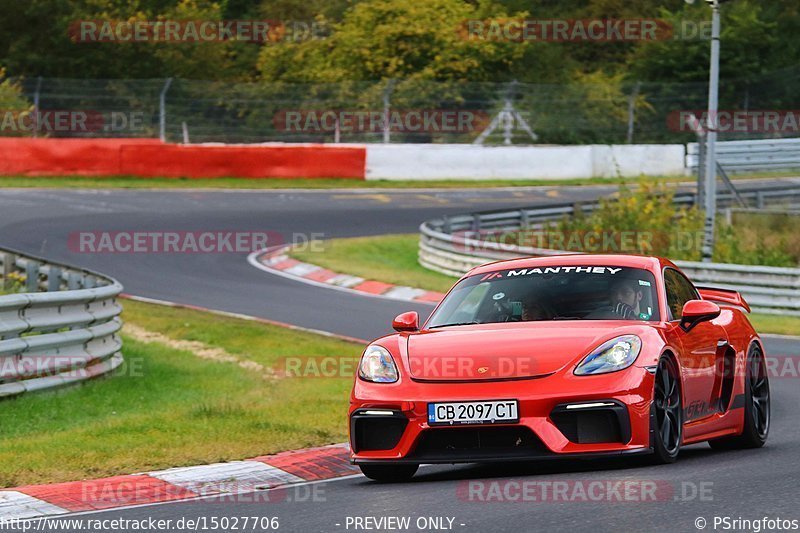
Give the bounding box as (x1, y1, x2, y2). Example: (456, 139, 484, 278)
(427, 265, 660, 327)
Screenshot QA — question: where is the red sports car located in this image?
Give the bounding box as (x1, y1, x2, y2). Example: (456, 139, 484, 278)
(349, 255, 770, 481)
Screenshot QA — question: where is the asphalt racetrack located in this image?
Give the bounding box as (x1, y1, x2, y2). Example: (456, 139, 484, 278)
(1, 182, 798, 533)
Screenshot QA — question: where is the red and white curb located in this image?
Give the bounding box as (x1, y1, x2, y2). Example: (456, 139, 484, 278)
(1, 443, 357, 519)
(248, 246, 444, 305)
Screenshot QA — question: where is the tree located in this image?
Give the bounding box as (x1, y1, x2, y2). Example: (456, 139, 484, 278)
(0, 0, 259, 80)
(258, 0, 530, 82)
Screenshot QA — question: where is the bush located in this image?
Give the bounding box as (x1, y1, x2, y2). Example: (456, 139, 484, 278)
(519, 177, 796, 267)
(551, 177, 705, 258)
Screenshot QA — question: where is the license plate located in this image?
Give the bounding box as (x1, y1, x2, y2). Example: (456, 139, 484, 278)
(427, 400, 518, 426)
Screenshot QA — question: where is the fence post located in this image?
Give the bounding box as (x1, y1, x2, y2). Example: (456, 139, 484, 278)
(33, 77, 42, 138)
(626, 82, 640, 144)
(159, 78, 173, 143)
(382, 79, 395, 144)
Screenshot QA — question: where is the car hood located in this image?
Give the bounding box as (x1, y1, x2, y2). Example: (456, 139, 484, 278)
(405, 322, 634, 381)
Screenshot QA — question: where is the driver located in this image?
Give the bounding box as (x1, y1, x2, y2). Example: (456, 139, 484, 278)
(521, 298, 548, 321)
(607, 279, 646, 320)
(586, 279, 649, 320)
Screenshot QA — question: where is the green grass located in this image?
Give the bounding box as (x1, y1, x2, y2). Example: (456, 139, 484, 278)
(0, 171, 792, 190)
(749, 313, 800, 336)
(290, 234, 457, 293)
(714, 211, 800, 267)
(0, 299, 362, 487)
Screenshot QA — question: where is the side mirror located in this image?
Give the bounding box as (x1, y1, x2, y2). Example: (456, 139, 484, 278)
(680, 300, 720, 332)
(392, 311, 419, 332)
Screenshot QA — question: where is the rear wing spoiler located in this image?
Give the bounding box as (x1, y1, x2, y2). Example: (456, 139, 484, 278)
(696, 287, 751, 313)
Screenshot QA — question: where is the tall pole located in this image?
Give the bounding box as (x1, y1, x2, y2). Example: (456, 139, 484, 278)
(701, 1, 721, 262)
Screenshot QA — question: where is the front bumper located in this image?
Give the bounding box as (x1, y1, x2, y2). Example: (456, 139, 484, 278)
(349, 365, 655, 464)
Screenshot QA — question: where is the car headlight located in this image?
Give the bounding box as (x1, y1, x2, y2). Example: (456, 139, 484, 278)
(574, 335, 642, 376)
(358, 345, 399, 383)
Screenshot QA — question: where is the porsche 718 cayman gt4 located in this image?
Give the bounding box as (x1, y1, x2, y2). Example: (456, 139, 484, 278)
(349, 255, 770, 481)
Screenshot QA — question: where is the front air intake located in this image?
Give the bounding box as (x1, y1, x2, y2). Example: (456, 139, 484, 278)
(350, 410, 408, 452)
(550, 401, 631, 444)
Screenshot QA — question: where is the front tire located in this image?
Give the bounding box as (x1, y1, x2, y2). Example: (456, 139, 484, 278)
(651, 355, 683, 464)
(359, 464, 418, 482)
(709, 343, 770, 450)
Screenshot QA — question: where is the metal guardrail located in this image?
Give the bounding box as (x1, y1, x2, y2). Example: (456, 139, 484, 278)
(688, 138, 800, 174)
(419, 184, 800, 315)
(0, 248, 123, 398)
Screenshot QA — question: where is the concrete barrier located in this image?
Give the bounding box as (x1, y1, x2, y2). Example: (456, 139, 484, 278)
(0, 138, 686, 181)
(365, 144, 686, 180)
(0, 138, 367, 179)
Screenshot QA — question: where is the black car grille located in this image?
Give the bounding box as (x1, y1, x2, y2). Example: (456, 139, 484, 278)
(409, 426, 548, 461)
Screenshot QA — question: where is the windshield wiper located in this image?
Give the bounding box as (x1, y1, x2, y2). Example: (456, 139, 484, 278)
(428, 321, 480, 329)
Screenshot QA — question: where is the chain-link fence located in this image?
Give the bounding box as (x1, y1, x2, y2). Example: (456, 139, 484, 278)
(3, 68, 800, 145)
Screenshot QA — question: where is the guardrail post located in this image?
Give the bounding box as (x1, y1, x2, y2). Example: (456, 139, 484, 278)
(441, 216, 451, 234)
(520, 209, 530, 228)
(2, 253, 13, 290)
(756, 191, 765, 209)
(25, 261, 40, 292)
(47, 267, 62, 292)
(67, 272, 81, 290)
(471, 214, 481, 233)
